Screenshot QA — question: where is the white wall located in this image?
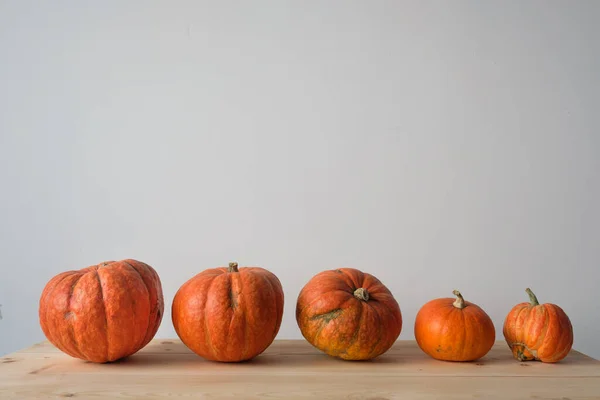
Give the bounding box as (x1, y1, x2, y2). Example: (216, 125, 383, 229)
(1, 1, 599, 359)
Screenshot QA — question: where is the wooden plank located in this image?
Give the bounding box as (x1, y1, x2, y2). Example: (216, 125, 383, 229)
(1, 375, 599, 399)
(2, 347, 599, 379)
(1, 340, 599, 399)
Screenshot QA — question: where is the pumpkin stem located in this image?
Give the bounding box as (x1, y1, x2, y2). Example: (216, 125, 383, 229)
(228, 262, 239, 273)
(452, 290, 466, 309)
(353, 288, 369, 301)
(525, 288, 539, 306)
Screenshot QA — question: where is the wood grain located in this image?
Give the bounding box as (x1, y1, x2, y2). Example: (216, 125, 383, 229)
(1, 340, 599, 399)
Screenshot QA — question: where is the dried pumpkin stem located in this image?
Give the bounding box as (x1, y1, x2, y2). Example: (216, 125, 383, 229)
(228, 262, 239, 273)
(452, 290, 466, 309)
(525, 288, 539, 306)
(353, 288, 369, 301)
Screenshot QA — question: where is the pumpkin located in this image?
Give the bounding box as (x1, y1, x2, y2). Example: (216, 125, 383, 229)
(414, 290, 495, 361)
(296, 268, 402, 360)
(39, 259, 164, 363)
(172, 262, 284, 362)
(503, 288, 573, 363)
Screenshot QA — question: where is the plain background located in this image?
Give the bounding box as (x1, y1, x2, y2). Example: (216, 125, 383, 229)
(1, 1, 599, 359)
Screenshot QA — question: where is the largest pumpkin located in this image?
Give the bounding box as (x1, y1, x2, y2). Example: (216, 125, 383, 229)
(39, 259, 164, 363)
(172, 262, 284, 362)
(296, 268, 402, 360)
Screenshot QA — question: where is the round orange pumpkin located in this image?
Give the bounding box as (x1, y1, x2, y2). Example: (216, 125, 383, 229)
(39, 259, 164, 363)
(414, 290, 495, 361)
(296, 268, 402, 360)
(172, 262, 284, 362)
(503, 288, 573, 363)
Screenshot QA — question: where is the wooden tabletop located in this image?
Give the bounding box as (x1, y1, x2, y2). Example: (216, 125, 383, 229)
(1, 340, 599, 399)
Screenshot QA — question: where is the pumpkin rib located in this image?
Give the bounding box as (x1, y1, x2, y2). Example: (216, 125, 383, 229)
(514, 305, 529, 345)
(523, 307, 536, 350)
(546, 306, 564, 360)
(534, 306, 550, 350)
(40, 272, 73, 351)
(378, 295, 403, 328)
(122, 260, 152, 352)
(368, 300, 400, 358)
(150, 266, 164, 337)
(539, 305, 569, 361)
(366, 304, 383, 359)
(237, 272, 251, 361)
(100, 262, 143, 360)
(559, 308, 574, 359)
(258, 273, 280, 338)
(121, 263, 141, 349)
(66, 273, 87, 360)
(125, 260, 163, 348)
(203, 275, 220, 360)
(459, 308, 468, 360)
(68, 271, 106, 363)
(267, 273, 284, 336)
(55, 275, 84, 359)
(558, 306, 573, 359)
(49, 273, 85, 359)
(343, 269, 364, 292)
(94, 268, 110, 362)
(368, 302, 393, 359)
(227, 273, 244, 361)
(297, 289, 352, 317)
(551, 314, 573, 362)
(334, 271, 357, 292)
(347, 301, 365, 349)
(174, 275, 211, 358)
(511, 305, 535, 361)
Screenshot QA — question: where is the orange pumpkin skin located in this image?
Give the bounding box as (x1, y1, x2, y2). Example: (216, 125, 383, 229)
(296, 268, 402, 360)
(172, 262, 284, 362)
(414, 291, 495, 362)
(503, 288, 573, 363)
(39, 259, 164, 363)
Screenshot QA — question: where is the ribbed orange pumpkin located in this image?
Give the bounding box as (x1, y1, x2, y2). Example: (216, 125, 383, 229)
(39, 259, 164, 363)
(296, 268, 402, 360)
(172, 262, 284, 362)
(503, 288, 573, 363)
(414, 290, 495, 361)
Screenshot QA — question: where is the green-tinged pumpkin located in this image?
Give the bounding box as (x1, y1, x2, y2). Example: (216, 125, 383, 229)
(503, 288, 573, 363)
(296, 268, 402, 360)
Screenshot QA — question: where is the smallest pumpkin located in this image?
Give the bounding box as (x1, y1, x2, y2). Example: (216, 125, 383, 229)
(503, 288, 573, 363)
(414, 290, 495, 362)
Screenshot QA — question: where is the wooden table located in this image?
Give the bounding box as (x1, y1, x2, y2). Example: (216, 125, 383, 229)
(1, 340, 599, 399)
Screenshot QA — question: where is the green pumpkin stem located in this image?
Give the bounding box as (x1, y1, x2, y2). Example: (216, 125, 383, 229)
(525, 288, 539, 306)
(452, 290, 466, 309)
(228, 262, 239, 273)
